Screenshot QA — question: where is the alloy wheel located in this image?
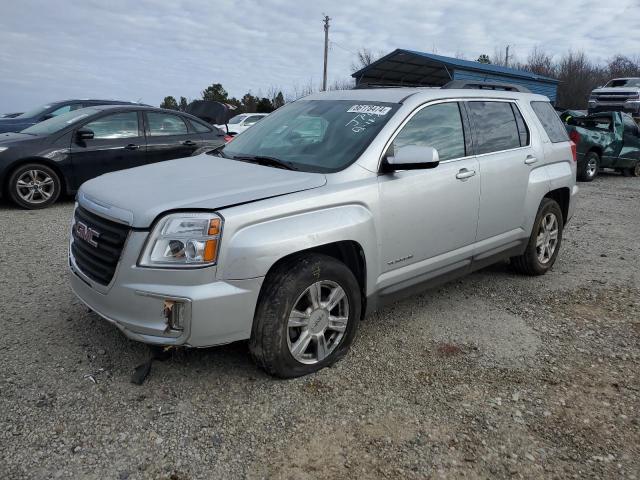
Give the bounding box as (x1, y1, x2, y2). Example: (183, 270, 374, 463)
(536, 212, 559, 264)
(287, 280, 350, 365)
(15, 169, 55, 205)
(586, 157, 598, 178)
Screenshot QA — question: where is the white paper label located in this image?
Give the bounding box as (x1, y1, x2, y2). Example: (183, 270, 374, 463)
(347, 105, 391, 116)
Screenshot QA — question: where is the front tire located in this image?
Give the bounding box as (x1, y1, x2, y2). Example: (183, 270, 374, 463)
(622, 163, 640, 177)
(7, 163, 61, 209)
(511, 198, 564, 276)
(577, 151, 599, 182)
(249, 253, 361, 378)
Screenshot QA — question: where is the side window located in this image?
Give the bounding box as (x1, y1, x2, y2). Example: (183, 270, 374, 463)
(466, 101, 521, 154)
(147, 112, 188, 136)
(392, 102, 466, 161)
(189, 119, 212, 133)
(530, 101, 569, 143)
(83, 112, 139, 139)
(511, 104, 530, 147)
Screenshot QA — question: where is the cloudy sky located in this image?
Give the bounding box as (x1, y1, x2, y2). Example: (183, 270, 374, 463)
(1, 0, 638, 112)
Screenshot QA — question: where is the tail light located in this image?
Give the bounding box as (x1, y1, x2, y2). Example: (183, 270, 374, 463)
(224, 135, 234, 142)
(569, 141, 577, 163)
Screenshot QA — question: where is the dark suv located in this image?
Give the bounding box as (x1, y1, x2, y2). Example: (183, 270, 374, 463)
(0, 99, 146, 134)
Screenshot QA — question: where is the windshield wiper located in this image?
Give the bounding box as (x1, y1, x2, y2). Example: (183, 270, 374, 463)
(231, 155, 298, 171)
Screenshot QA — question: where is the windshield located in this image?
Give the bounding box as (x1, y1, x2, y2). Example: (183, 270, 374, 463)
(21, 108, 97, 135)
(219, 100, 399, 172)
(606, 78, 640, 88)
(17, 103, 54, 119)
(228, 115, 246, 124)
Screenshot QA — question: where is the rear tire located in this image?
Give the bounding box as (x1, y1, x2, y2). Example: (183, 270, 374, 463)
(511, 198, 564, 276)
(249, 253, 361, 378)
(7, 163, 61, 209)
(577, 151, 599, 182)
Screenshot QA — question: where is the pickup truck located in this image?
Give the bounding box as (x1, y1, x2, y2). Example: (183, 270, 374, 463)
(565, 111, 640, 181)
(588, 77, 640, 119)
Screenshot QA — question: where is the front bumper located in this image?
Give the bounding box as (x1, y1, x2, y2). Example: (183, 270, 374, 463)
(588, 101, 640, 116)
(69, 230, 263, 348)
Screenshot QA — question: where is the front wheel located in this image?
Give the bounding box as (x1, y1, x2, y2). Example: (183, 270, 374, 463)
(249, 253, 361, 378)
(577, 151, 599, 182)
(7, 163, 61, 209)
(511, 198, 564, 276)
(622, 163, 640, 177)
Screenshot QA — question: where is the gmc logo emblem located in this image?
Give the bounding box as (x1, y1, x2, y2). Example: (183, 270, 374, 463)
(74, 221, 100, 248)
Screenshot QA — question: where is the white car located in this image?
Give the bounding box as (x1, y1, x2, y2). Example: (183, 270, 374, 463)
(216, 113, 268, 135)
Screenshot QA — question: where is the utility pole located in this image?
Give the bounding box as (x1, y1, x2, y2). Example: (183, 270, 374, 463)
(322, 15, 330, 91)
(505, 45, 510, 67)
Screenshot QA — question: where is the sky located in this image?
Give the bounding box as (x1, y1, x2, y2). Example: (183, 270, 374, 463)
(1, 0, 639, 112)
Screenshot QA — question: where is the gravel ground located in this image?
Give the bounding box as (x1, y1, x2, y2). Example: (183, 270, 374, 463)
(1, 173, 639, 480)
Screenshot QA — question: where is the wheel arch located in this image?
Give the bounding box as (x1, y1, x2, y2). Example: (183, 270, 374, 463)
(544, 187, 570, 224)
(2, 157, 69, 197)
(586, 146, 603, 159)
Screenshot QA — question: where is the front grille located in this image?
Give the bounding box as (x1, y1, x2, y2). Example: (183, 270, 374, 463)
(71, 206, 130, 285)
(594, 91, 637, 101)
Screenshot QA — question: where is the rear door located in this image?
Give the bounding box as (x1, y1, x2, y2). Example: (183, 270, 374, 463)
(619, 114, 640, 167)
(465, 100, 539, 251)
(378, 101, 480, 290)
(143, 111, 200, 164)
(70, 110, 147, 187)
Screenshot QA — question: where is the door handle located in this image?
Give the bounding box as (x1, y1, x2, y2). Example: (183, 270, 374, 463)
(525, 155, 538, 165)
(182, 140, 196, 146)
(455, 168, 476, 180)
(124, 144, 139, 150)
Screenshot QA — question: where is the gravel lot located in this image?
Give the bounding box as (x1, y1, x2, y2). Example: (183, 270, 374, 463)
(1, 173, 639, 479)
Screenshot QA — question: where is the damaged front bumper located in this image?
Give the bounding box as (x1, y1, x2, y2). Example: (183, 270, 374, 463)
(69, 230, 263, 348)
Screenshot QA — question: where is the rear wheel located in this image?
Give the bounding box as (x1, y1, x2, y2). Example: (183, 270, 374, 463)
(577, 151, 599, 182)
(249, 253, 361, 378)
(7, 163, 61, 209)
(511, 198, 564, 276)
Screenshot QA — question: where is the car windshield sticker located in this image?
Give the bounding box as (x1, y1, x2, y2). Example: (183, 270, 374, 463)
(347, 105, 391, 116)
(345, 114, 378, 133)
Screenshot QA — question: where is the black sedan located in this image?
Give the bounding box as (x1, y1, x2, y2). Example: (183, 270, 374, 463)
(0, 99, 146, 134)
(0, 105, 226, 209)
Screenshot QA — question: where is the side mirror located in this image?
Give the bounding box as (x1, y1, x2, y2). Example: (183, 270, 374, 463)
(76, 128, 94, 140)
(383, 145, 440, 172)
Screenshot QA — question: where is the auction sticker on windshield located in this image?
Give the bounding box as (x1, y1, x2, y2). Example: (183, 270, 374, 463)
(347, 105, 392, 116)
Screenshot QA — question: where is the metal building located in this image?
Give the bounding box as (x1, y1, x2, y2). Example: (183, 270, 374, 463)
(352, 49, 559, 103)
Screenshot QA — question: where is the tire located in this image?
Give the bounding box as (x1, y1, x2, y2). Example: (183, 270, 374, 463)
(7, 163, 61, 209)
(577, 151, 599, 182)
(622, 163, 640, 177)
(511, 198, 564, 276)
(249, 253, 361, 378)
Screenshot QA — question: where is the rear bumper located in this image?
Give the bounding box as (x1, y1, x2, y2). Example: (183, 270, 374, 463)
(567, 184, 578, 224)
(69, 229, 264, 348)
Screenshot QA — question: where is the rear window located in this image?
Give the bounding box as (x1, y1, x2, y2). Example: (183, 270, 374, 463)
(530, 101, 569, 143)
(466, 101, 521, 154)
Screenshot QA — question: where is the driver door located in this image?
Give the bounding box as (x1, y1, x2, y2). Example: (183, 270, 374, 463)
(377, 101, 480, 292)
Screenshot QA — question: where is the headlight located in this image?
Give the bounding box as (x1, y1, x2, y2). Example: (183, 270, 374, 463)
(139, 212, 222, 268)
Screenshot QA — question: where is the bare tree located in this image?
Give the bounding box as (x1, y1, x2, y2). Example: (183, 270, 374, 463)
(352, 48, 382, 72)
(607, 55, 640, 79)
(328, 78, 355, 91)
(524, 47, 555, 78)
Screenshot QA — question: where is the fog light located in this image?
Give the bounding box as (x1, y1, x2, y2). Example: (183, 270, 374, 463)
(163, 300, 186, 331)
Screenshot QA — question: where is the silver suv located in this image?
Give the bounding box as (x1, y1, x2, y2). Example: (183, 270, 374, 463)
(588, 77, 640, 118)
(69, 82, 577, 378)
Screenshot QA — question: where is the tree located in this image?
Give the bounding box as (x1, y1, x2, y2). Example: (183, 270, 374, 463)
(273, 91, 285, 109)
(477, 54, 491, 64)
(352, 48, 381, 72)
(160, 96, 179, 110)
(201, 83, 228, 102)
(524, 47, 555, 78)
(607, 55, 640, 79)
(256, 97, 274, 113)
(179, 96, 188, 112)
(241, 93, 258, 113)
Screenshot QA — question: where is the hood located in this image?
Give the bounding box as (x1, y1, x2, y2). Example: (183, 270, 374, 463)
(78, 153, 327, 228)
(592, 87, 640, 95)
(0, 118, 34, 133)
(0, 131, 40, 145)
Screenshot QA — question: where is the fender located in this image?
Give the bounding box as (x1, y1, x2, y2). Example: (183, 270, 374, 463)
(218, 204, 378, 294)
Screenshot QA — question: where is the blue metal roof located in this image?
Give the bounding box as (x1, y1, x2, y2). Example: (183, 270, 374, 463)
(352, 48, 559, 85)
(404, 49, 559, 83)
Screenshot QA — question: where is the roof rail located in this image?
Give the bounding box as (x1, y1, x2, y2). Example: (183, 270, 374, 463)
(354, 82, 428, 89)
(442, 80, 531, 93)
